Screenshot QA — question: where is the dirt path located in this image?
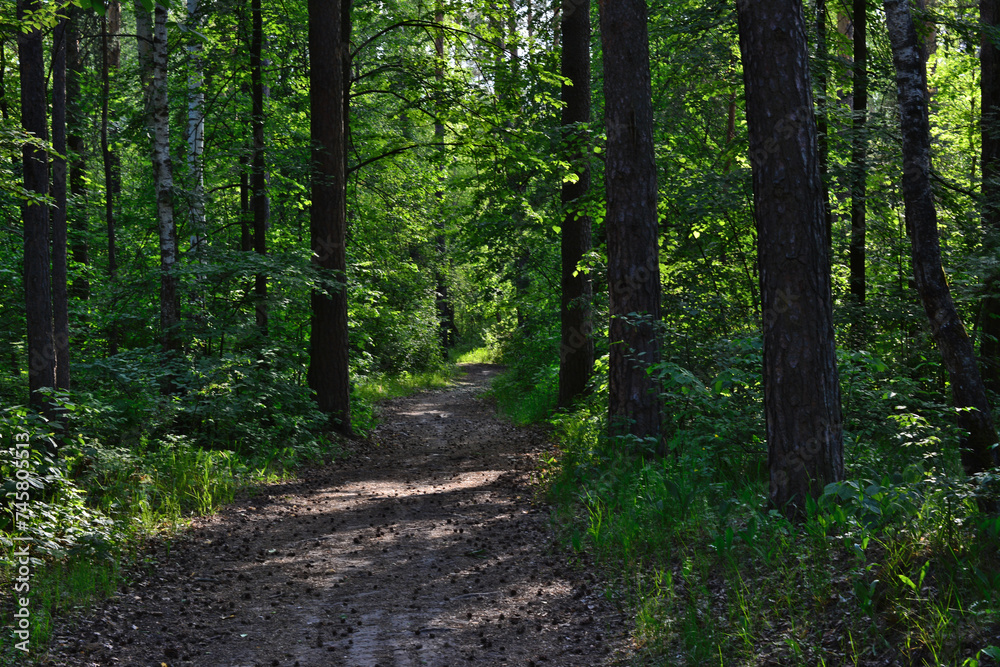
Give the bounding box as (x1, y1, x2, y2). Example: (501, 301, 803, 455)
(42, 364, 632, 667)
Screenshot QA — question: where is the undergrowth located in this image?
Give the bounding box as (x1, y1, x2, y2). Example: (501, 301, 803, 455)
(0, 356, 466, 660)
(496, 331, 1000, 665)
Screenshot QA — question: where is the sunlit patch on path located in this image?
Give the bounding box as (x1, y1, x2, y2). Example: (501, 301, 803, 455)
(43, 364, 631, 667)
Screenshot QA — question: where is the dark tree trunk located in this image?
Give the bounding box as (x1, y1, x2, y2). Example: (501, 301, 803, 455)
(816, 0, 833, 248)
(251, 0, 269, 334)
(434, 5, 455, 353)
(67, 11, 89, 301)
(0, 38, 7, 121)
(240, 151, 252, 252)
(307, 0, 352, 436)
(52, 17, 71, 391)
(558, 0, 594, 408)
(18, 0, 55, 415)
(849, 0, 868, 311)
(884, 0, 999, 474)
(737, 0, 844, 515)
(979, 0, 1000, 394)
(103, 13, 120, 355)
(600, 0, 662, 445)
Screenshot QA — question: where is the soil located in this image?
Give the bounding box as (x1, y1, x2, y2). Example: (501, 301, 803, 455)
(39, 364, 633, 667)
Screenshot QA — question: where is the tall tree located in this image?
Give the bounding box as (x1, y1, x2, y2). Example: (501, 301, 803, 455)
(434, 3, 455, 353)
(816, 0, 833, 247)
(67, 10, 89, 301)
(0, 38, 7, 121)
(52, 13, 71, 390)
(187, 0, 207, 246)
(307, 0, 352, 435)
(251, 0, 269, 333)
(979, 0, 1000, 394)
(737, 0, 844, 514)
(105, 6, 122, 354)
(600, 0, 662, 445)
(18, 0, 55, 414)
(558, 0, 594, 408)
(136, 1, 182, 358)
(849, 0, 869, 311)
(884, 0, 999, 474)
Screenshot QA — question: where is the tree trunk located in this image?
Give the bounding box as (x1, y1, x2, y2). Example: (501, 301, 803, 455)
(52, 17, 71, 391)
(434, 5, 455, 353)
(105, 11, 121, 355)
(884, 0, 999, 474)
(187, 0, 207, 245)
(737, 0, 844, 515)
(18, 0, 55, 416)
(600, 0, 662, 446)
(251, 0, 269, 334)
(816, 0, 833, 248)
(307, 0, 353, 436)
(849, 0, 868, 312)
(137, 2, 182, 359)
(558, 0, 594, 408)
(979, 0, 1000, 394)
(67, 11, 89, 301)
(0, 38, 7, 121)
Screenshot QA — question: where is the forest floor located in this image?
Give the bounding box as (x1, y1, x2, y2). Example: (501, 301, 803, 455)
(37, 363, 633, 667)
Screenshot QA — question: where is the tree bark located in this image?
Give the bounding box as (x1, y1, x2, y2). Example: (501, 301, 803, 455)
(979, 0, 1000, 394)
(816, 0, 833, 248)
(105, 11, 121, 355)
(600, 0, 662, 445)
(884, 0, 999, 474)
(137, 2, 182, 359)
(251, 0, 269, 334)
(187, 0, 207, 244)
(18, 0, 55, 415)
(849, 0, 869, 312)
(0, 38, 7, 121)
(737, 0, 844, 514)
(558, 0, 594, 408)
(434, 5, 455, 354)
(52, 16, 71, 391)
(308, 0, 353, 435)
(67, 11, 89, 301)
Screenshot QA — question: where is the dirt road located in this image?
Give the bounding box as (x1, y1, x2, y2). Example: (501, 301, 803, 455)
(42, 364, 631, 666)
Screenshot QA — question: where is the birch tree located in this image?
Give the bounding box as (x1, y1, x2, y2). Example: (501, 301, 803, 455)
(883, 0, 999, 474)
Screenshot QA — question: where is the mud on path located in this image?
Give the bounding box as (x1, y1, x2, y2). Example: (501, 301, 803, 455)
(42, 364, 632, 667)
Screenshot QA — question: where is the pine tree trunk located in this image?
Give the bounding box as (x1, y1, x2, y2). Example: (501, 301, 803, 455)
(105, 11, 122, 355)
(884, 0, 999, 474)
(816, 0, 833, 247)
(434, 5, 455, 354)
(308, 0, 353, 435)
(18, 0, 55, 416)
(67, 11, 89, 301)
(558, 0, 594, 408)
(849, 0, 869, 316)
(52, 17, 71, 391)
(600, 0, 662, 446)
(0, 39, 7, 121)
(979, 0, 1000, 394)
(251, 0, 269, 334)
(737, 0, 844, 514)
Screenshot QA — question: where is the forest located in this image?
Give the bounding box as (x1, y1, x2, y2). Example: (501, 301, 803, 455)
(2, 0, 1000, 663)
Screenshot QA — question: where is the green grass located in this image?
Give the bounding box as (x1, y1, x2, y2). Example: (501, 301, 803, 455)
(544, 406, 1000, 666)
(0, 363, 464, 661)
(354, 367, 458, 402)
(450, 345, 499, 364)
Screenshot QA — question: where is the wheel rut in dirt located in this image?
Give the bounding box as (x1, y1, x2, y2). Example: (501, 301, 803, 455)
(43, 363, 631, 667)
